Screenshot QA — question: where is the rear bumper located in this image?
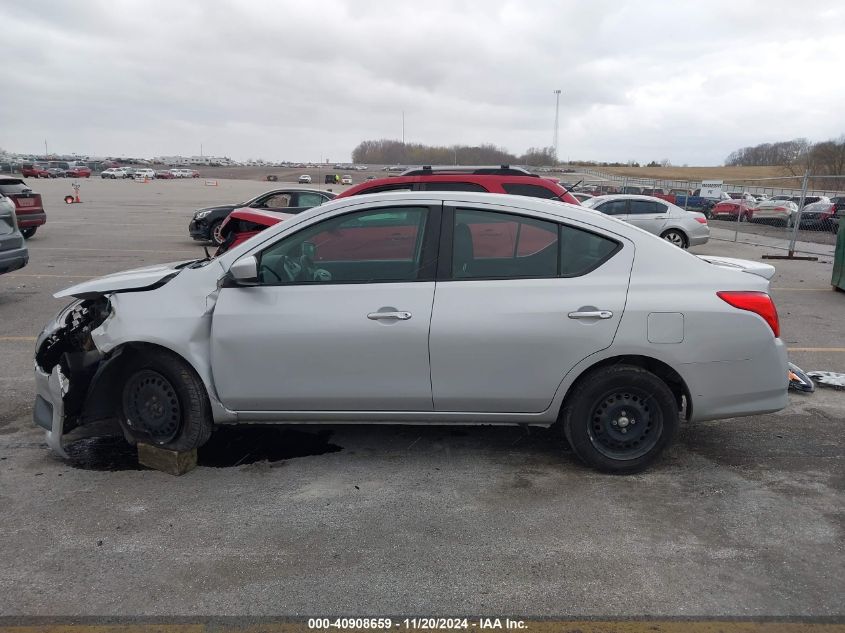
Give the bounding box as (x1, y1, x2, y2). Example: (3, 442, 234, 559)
(0, 243, 29, 273)
(685, 339, 789, 422)
(17, 211, 46, 228)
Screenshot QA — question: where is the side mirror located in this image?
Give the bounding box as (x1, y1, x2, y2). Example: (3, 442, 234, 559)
(228, 255, 258, 285)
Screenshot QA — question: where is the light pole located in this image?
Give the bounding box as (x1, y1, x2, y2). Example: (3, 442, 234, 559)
(552, 89, 561, 162)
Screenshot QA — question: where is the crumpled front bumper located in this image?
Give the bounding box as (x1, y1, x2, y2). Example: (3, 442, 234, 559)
(33, 362, 70, 458)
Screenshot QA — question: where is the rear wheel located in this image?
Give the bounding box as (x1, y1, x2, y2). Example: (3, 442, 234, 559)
(562, 365, 679, 474)
(118, 350, 213, 451)
(660, 229, 687, 248)
(21, 227, 36, 239)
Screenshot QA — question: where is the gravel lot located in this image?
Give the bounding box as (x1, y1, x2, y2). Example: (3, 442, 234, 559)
(0, 178, 843, 617)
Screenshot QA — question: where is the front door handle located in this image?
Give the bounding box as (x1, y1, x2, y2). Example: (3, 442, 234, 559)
(367, 311, 412, 321)
(568, 310, 613, 320)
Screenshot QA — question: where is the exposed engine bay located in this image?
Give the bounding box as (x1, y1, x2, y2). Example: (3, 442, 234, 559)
(35, 298, 112, 434)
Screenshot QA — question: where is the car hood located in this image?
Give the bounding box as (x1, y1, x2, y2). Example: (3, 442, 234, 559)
(697, 255, 776, 280)
(54, 260, 194, 299)
(196, 204, 237, 215)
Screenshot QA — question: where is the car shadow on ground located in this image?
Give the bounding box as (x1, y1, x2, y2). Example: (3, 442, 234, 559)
(61, 423, 570, 472)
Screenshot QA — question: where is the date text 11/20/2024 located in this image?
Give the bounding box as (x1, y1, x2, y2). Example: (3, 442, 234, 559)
(307, 618, 527, 630)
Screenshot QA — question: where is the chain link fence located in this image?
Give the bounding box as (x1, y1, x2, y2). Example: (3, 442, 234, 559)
(563, 168, 844, 258)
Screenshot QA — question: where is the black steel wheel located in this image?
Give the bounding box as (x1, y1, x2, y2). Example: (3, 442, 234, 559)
(118, 349, 213, 451)
(562, 364, 679, 474)
(587, 388, 662, 461)
(122, 369, 182, 445)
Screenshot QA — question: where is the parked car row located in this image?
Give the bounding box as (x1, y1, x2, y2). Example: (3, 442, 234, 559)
(101, 167, 200, 179)
(22, 163, 92, 178)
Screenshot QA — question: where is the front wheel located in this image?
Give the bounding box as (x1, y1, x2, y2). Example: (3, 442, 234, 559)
(660, 229, 687, 248)
(562, 365, 679, 474)
(118, 350, 213, 451)
(209, 219, 225, 245)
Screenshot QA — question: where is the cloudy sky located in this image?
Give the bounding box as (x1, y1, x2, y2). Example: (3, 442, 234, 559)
(2, 0, 843, 165)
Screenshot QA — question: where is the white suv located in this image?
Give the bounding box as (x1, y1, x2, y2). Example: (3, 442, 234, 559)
(100, 168, 129, 179)
(133, 168, 156, 180)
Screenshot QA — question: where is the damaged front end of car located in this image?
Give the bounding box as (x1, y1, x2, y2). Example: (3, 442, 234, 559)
(34, 297, 117, 457)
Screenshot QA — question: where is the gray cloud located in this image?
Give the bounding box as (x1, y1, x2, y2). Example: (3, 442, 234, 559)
(1, 0, 843, 164)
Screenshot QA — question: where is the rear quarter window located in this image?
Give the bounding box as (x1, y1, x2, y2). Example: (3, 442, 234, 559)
(560, 225, 620, 277)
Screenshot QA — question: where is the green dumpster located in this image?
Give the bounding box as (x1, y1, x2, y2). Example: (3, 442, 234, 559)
(833, 211, 845, 291)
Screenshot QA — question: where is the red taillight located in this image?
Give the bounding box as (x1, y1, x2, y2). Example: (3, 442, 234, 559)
(694, 217, 707, 224)
(774, 206, 786, 211)
(717, 291, 780, 338)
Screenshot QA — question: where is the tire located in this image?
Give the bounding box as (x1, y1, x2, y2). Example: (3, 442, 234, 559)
(118, 349, 213, 451)
(786, 216, 794, 228)
(21, 227, 36, 239)
(562, 364, 679, 474)
(209, 219, 225, 246)
(738, 213, 746, 222)
(660, 229, 687, 248)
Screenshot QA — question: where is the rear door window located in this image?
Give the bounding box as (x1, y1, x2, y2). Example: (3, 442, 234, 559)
(501, 183, 559, 199)
(296, 192, 329, 208)
(628, 200, 667, 215)
(452, 209, 559, 279)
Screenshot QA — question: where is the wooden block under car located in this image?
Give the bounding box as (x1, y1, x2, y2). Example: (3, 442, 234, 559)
(137, 443, 197, 476)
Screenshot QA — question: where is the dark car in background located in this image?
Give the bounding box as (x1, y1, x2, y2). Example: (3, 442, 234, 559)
(189, 188, 336, 245)
(0, 177, 46, 239)
(798, 196, 839, 232)
(0, 193, 28, 274)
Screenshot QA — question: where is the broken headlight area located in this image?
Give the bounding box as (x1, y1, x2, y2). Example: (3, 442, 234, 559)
(35, 297, 112, 433)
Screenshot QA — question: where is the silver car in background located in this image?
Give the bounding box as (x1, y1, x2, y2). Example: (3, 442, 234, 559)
(581, 194, 710, 248)
(752, 199, 800, 227)
(33, 191, 786, 474)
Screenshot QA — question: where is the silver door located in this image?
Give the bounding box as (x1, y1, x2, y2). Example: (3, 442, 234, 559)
(210, 204, 437, 412)
(429, 205, 633, 413)
(626, 199, 669, 235)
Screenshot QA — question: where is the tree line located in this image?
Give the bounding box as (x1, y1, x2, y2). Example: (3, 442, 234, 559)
(351, 139, 557, 167)
(725, 136, 845, 176)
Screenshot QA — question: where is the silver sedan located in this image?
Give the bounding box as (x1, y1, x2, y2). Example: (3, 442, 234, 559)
(581, 194, 710, 248)
(33, 191, 786, 474)
(752, 199, 799, 227)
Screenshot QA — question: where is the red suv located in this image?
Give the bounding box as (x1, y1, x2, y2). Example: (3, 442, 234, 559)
(215, 166, 581, 254)
(0, 177, 46, 238)
(337, 166, 581, 205)
(21, 164, 50, 178)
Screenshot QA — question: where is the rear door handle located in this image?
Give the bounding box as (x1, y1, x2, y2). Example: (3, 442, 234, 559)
(367, 311, 412, 321)
(568, 310, 613, 320)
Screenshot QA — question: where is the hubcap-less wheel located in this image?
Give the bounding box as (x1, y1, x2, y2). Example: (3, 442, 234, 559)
(588, 388, 663, 461)
(662, 230, 686, 248)
(122, 370, 181, 444)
